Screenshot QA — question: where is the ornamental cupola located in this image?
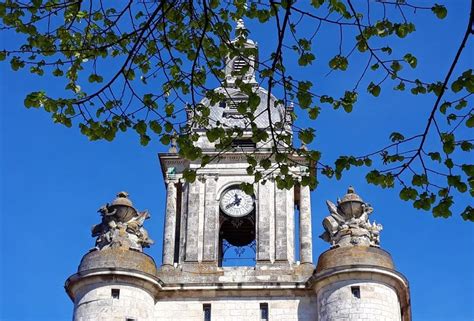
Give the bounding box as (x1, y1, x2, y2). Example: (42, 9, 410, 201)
(224, 19, 258, 87)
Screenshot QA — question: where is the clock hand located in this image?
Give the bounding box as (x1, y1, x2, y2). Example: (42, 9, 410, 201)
(225, 202, 236, 209)
(234, 194, 242, 206)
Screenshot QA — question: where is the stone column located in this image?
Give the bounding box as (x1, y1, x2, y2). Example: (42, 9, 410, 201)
(257, 181, 271, 262)
(162, 180, 177, 267)
(203, 176, 218, 262)
(274, 184, 288, 262)
(299, 184, 313, 264)
(185, 180, 201, 262)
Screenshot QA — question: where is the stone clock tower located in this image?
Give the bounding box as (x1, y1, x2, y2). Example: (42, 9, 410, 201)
(158, 20, 313, 274)
(65, 20, 412, 321)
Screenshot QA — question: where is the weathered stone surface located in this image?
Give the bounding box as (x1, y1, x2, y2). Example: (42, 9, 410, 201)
(317, 281, 402, 321)
(299, 185, 313, 264)
(78, 247, 158, 276)
(275, 185, 288, 261)
(203, 177, 218, 261)
(320, 187, 383, 248)
(185, 180, 201, 262)
(92, 192, 154, 252)
(154, 296, 318, 321)
(257, 181, 271, 262)
(66, 20, 411, 321)
(315, 246, 395, 273)
(73, 284, 155, 321)
(162, 181, 177, 266)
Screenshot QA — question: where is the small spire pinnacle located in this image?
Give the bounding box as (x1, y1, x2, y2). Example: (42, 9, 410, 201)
(236, 18, 245, 30)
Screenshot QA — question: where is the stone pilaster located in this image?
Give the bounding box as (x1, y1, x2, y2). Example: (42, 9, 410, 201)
(203, 176, 218, 262)
(185, 180, 201, 262)
(197, 176, 206, 262)
(299, 184, 313, 264)
(274, 183, 288, 262)
(162, 180, 178, 266)
(257, 181, 271, 262)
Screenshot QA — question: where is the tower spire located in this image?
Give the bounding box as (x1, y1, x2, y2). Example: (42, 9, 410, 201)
(224, 18, 258, 87)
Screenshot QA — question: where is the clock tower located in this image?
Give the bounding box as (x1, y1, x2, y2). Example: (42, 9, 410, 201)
(158, 20, 314, 277)
(65, 20, 412, 321)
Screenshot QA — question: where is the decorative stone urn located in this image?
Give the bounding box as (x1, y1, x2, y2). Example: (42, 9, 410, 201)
(320, 186, 382, 248)
(91, 191, 154, 251)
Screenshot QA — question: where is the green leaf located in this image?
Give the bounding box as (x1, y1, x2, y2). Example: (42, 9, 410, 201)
(240, 182, 254, 195)
(447, 175, 467, 193)
(259, 158, 272, 170)
(433, 197, 453, 218)
(412, 174, 428, 187)
(298, 52, 315, 66)
(124, 69, 135, 81)
(328, 55, 349, 71)
(160, 134, 171, 145)
(466, 115, 474, 128)
(140, 134, 150, 146)
(311, 0, 325, 8)
(368, 82, 381, 97)
(461, 206, 474, 221)
(370, 63, 379, 71)
(451, 79, 463, 93)
(88, 74, 104, 83)
(460, 141, 473, 152)
(134, 120, 147, 135)
(442, 133, 455, 154)
(431, 4, 448, 19)
(183, 169, 196, 183)
(296, 81, 313, 109)
(24, 91, 45, 108)
(427, 152, 441, 163)
(149, 120, 162, 134)
(308, 107, 320, 120)
(389, 132, 405, 142)
(298, 129, 315, 144)
(399, 187, 418, 201)
(403, 53, 417, 68)
(461, 164, 474, 177)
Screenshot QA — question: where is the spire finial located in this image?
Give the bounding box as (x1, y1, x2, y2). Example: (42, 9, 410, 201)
(236, 18, 245, 30)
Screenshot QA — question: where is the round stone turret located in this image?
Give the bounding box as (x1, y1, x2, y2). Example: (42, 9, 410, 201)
(313, 187, 411, 321)
(65, 193, 160, 321)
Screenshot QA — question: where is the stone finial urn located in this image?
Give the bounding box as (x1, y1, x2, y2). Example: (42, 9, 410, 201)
(91, 192, 154, 251)
(320, 186, 382, 248)
(338, 186, 365, 219)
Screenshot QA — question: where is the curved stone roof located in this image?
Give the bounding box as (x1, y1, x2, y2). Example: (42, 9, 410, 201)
(195, 86, 288, 130)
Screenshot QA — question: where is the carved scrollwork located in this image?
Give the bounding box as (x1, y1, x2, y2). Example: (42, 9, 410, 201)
(320, 186, 383, 248)
(91, 192, 154, 252)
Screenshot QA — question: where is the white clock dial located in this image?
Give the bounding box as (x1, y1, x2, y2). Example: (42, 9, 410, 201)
(220, 188, 254, 218)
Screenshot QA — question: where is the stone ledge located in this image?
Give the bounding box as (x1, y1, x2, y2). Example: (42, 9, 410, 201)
(78, 248, 158, 276)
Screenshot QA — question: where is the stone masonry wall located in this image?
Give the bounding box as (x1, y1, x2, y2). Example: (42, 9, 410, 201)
(317, 280, 401, 321)
(73, 284, 154, 321)
(154, 296, 318, 321)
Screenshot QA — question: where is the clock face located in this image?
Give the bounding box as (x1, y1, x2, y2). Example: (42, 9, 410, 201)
(220, 188, 254, 218)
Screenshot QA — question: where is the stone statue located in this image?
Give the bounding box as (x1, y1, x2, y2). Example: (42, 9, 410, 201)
(320, 186, 383, 248)
(91, 192, 154, 251)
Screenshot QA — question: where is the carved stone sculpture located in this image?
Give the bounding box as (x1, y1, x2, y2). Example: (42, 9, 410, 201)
(91, 192, 154, 251)
(320, 186, 383, 248)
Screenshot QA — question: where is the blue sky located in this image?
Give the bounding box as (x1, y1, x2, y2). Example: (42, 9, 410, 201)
(1, 1, 473, 321)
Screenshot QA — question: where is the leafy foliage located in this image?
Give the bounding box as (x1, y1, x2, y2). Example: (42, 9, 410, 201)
(0, 0, 472, 221)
